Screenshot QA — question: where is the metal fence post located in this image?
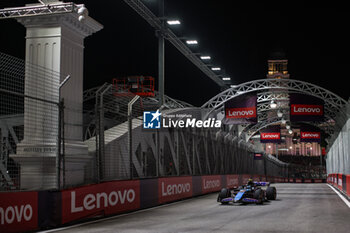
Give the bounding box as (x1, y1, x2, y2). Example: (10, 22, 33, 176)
(94, 83, 111, 183)
(57, 101, 62, 190)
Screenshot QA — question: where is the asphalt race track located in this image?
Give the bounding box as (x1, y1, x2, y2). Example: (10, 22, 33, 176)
(44, 184, 350, 233)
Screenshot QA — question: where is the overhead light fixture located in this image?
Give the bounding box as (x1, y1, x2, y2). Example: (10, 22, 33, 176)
(286, 125, 290, 129)
(211, 67, 221, 71)
(277, 110, 283, 118)
(200, 56, 211, 60)
(288, 129, 293, 134)
(230, 85, 237, 88)
(222, 77, 231, 81)
(186, 40, 198, 45)
(281, 118, 286, 124)
(167, 20, 181, 25)
(270, 100, 277, 109)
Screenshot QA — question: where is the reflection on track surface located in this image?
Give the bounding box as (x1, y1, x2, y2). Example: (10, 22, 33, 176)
(45, 184, 350, 233)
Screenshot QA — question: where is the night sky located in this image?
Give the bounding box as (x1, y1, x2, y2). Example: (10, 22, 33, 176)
(0, 1, 348, 107)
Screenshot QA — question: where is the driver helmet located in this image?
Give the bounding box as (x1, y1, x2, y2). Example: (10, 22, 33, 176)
(247, 178, 253, 186)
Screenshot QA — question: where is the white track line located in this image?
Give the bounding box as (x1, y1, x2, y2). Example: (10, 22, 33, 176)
(327, 184, 350, 208)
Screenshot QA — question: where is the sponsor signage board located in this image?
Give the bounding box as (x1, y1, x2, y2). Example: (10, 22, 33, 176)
(224, 95, 257, 124)
(201, 175, 222, 194)
(290, 93, 324, 122)
(158, 177, 193, 204)
(0, 192, 38, 233)
(260, 126, 281, 143)
(225, 107, 256, 119)
(290, 104, 323, 116)
(61, 180, 140, 224)
(300, 131, 321, 143)
(226, 175, 239, 188)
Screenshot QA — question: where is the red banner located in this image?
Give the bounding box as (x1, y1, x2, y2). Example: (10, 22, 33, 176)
(261, 132, 280, 140)
(225, 107, 256, 119)
(347, 175, 350, 197)
(301, 132, 320, 139)
(291, 104, 323, 116)
(201, 175, 222, 194)
(158, 177, 193, 204)
(226, 175, 239, 188)
(300, 131, 321, 143)
(224, 94, 257, 124)
(61, 180, 140, 224)
(0, 192, 38, 233)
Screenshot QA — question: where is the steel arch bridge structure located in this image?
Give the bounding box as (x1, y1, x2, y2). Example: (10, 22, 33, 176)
(201, 78, 348, 146)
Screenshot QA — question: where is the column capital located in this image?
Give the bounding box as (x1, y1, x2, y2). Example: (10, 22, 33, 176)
(17, 8, 103, 38)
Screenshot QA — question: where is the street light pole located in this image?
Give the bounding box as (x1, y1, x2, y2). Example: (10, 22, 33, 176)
(158, 0, 165, 107)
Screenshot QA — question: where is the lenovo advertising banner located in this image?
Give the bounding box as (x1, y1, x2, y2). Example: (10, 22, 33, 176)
(0, 191, 38, 233)
(260, 126, 281, 143)
(224, 94, 257, 124)
(300, 131, 321, 143)
(226, 175, 239, 188)
(61, 180, 140, 224)
(290, 93, 324, 122)
(158, 177, 193, 204)
(201, 175, 222, 194)
(299, 126, 321, 143)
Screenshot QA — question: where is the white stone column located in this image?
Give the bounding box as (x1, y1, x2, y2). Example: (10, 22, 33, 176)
(11, 3, 103, 190)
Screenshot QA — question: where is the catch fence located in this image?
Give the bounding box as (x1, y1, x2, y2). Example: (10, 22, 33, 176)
(0, 51, 316, 191)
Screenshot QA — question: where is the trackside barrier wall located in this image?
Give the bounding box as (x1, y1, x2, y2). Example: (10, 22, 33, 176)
(1, 175, 326, 232)
(327, 173, 350, 199)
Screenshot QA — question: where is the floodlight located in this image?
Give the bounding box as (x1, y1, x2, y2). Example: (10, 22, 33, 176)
(186, 40, 198, 45)
(200, 56, 211, 60)
(167, 20, 181, 25)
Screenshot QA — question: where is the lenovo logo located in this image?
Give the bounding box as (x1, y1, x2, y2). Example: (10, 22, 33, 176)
(261, 133, 280, 140)
(291, 104, 323, 115)
(203, 179, 220, 190)
(301, 132, 320, 139)
(0, 204, 33, 225)
(161, 182, 191, 197)
(201, 176, 222, 194)
(158, 178, 193, 203)
(226, 107, 256, 119)
(71, 189, 136, 213)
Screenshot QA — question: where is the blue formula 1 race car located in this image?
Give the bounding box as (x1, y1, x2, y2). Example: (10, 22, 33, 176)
(217, 179, 277, 205)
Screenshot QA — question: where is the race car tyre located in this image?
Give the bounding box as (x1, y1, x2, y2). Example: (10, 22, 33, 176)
(266, 187, 277, 200)
(217, 188, 230, 202)
(253, 189, 264, 204)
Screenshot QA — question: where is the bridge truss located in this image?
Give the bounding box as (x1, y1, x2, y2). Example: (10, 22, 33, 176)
(202, 78, 348, 146)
